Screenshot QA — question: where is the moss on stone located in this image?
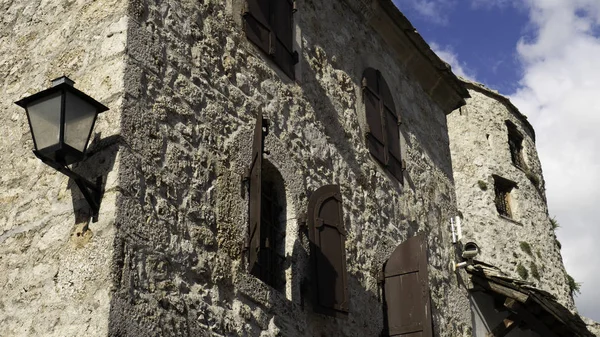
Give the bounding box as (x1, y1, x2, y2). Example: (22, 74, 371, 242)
(526, 170, 540, 186)
(517, 263, 529, 280)
(520, 241, 532, 256)
(530, 262, 540, 280)
(477, 180, 488, 191)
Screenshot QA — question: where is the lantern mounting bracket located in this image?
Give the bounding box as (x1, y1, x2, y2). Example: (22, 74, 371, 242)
(34, 151, 102, 222)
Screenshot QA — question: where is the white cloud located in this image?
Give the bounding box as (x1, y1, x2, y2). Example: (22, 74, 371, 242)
(393, 0, 455, 25)
(430, 42, 478, 80)
(509, 0, 600, 321)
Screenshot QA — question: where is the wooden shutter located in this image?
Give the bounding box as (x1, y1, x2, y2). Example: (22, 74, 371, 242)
(383, 234, 432, 337)
(363, 68, 386, 164)
(363, 68, 404, 182)
(243, 0, 272, 56)
(244, 0, 297, 79)
(378, 73, 403, 182)
(248, 111, 269, 276)
(307, 185, 349, 316)
(272, 0, 297, 79)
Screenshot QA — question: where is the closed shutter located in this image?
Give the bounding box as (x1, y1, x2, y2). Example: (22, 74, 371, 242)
(248, 111, 269, 276)
(243, 0, 272, 55)
(244, 0, 297, 79)
(363, 68, 404, 182)
(363, 68, 386, 164)
(383, 233, 432, 337)
(307, 185, 349, 316)
(272, 0, 297, 79)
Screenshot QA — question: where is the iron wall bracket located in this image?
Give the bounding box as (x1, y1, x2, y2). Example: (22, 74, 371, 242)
(34, 151, 103, 222)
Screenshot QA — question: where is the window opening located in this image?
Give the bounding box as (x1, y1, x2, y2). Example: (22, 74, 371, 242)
(258, 162, 287, 292)
(506, 121, 526, 170)
(247, 114, 286, 293)
(493, 175, 516, 218)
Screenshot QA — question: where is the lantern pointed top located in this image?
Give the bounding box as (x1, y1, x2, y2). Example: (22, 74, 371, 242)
(51, 76, 75, 87)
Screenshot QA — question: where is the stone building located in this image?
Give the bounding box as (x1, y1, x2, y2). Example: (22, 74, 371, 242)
(0, 0, 595, 336)
(447, 80, 596, 336)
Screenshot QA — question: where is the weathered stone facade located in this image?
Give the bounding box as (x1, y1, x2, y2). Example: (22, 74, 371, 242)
(2, 0, 595, 336)
(447, 80, 575, 309)
(109, 0, 470, 335)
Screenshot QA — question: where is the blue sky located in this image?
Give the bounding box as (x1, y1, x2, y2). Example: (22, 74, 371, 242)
(393, 0, 600, 322)
(394, 0, 530, 94)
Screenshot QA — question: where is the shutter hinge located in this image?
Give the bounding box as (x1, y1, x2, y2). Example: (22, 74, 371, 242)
(377, 270, 385, 283)
(298, 212, 307, 229)
(292, 0, 298, 13)
(401, 159, 407, 171)
(262, 118, 270, 137)
(241, 1, 249, 16)
(397, 115, 402, 126)
(242, 167, 250, 183)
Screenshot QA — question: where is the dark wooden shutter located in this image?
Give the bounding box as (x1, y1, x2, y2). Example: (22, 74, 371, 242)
(383, 234, 432, 337)
(363, 68, 386, 164)
(363, 68, 404, 182)
(272, 0, 297, 79)
(243, 0, 272, 56)
(307, 185, 349, 316)
(244, 0, 297, 79)
(248, 111, 268, 276)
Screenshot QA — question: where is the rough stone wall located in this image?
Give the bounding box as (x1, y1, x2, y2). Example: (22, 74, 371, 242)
(108, 0, 472, 336)
(447, 84, 575, 309)
(0, 0, 127, 336)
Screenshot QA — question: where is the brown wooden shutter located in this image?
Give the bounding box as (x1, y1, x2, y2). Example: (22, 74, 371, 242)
(307, 185, 349, 316)
(378, 70, 403, 183)
(243, 0, 272, 55)
(248, 111, 268, 276)
(272, 0, 297, 79)
(383, 233, 432, 337)
(363, 68, 386, 164)
(363, 68, 404, 182)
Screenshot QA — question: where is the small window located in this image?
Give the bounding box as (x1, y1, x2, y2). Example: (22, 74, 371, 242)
(493, 175, 516, 218)
(362, 68, 404, 183)
(248, 113, 287, 292)
(243, 0, 298, 79)
(258, 161, 287, 291)
(506, 121, 526, 170)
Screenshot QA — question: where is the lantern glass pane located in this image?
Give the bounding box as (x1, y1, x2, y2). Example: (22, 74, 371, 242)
(64, 91, 97, 152)
(27, 91, 62, 150)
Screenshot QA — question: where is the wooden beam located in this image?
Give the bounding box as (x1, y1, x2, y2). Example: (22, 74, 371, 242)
(471, 276, 529, 303)
(486, 314, 521, 337)
(504, 298, 559, 337)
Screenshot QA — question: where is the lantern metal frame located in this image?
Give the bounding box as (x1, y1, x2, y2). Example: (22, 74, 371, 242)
(15, 76, 109, 221)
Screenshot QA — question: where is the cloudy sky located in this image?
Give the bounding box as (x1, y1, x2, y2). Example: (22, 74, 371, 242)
(393, 0, 600, 321)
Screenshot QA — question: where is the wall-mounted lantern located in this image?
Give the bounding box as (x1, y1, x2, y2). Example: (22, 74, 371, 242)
(15, 76, 109, 221)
